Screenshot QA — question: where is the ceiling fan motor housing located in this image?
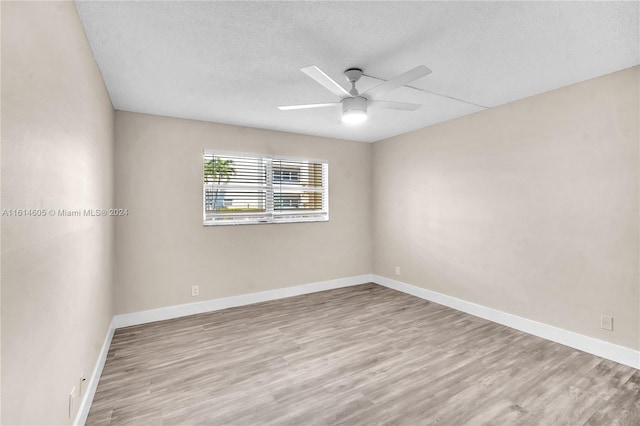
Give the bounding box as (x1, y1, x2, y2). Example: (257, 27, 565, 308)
(341, 96, 367, 114)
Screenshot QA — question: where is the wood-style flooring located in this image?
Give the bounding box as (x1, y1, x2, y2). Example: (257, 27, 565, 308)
(86, 283, 640, 425)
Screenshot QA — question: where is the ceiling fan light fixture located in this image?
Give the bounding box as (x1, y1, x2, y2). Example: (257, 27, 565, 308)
(342, 109, 368, 125)
(341, 96, 368, 125)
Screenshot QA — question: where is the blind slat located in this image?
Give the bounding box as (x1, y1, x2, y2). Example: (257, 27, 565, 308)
(203, 152, 328, 225)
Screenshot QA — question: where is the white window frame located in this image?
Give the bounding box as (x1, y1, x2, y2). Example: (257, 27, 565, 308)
(203, 150, 329, 226)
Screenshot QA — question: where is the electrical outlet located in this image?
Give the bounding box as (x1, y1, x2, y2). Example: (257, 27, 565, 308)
(191, 285, 199, 297)
(69, 387, 76, 418)
(395, 266, 401, 276)
(601, 315, 613, 331)
(79, 373, 86, 398)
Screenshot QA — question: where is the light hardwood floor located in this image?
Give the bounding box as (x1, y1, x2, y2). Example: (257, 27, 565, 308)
(87, 283, 640, 425)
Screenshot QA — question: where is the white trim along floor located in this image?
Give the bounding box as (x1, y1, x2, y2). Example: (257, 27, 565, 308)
(75, 274, 640, 425)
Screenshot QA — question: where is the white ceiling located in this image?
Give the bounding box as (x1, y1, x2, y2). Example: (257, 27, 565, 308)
(75, 1, 639, 143)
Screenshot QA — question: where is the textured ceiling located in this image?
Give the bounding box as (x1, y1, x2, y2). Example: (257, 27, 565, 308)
(75, 1, 639, 143)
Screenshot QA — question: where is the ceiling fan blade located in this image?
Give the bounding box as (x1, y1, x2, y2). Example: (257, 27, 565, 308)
(301, 66, 350, 98)
(363, 65, 432, 98)
(278, 102, 338, 111)
(370, 100, 421, 111)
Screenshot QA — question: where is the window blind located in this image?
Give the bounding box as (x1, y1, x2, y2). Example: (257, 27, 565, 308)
(203, 151, 328, 225)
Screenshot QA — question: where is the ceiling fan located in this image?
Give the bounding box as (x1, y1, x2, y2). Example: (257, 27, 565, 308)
(278, 65, 432, 125)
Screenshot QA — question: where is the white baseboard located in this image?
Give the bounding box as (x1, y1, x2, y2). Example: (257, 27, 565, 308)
(74, 318, 115, 426)
(372, 274, 640, 370)
(74, 275, 372, 424)
(75, 273, 638, 425)
(113, 274, 373, 329)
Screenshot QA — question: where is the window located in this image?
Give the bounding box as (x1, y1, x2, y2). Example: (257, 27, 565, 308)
(203, 151, 329, 225)
(274, 194, 301, 209)
(273, 168, 300, 183)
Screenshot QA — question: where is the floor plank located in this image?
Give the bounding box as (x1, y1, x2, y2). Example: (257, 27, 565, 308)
(86, 283, 639, 425)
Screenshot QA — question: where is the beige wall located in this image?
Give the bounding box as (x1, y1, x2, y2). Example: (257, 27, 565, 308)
(373, 67, 639, 350)
(1, 2, 637, 422)
(114, 111, 372, 314)
(1, 2, 115, 424)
